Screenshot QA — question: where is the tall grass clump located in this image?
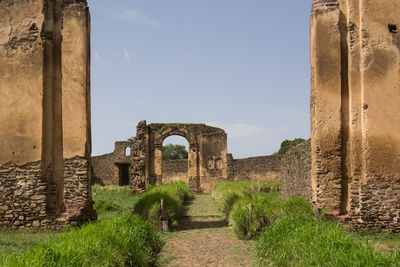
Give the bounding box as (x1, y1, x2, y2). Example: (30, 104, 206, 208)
(229, 192, 282, 239)
(211, 181, 281, 217)
(1, 215, 164, 267)
(92, 185, 138, 220)
(255, 215, 400, 267)
(133, 182, 191, 228)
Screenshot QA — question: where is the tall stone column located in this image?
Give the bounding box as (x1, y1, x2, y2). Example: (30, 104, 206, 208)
(310, 0, 344, 215)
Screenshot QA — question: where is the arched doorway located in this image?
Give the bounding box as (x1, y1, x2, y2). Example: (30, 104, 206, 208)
(161, 136, 189, 184)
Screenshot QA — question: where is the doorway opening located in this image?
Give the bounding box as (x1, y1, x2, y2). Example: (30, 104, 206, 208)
(115, 163, 130, 186)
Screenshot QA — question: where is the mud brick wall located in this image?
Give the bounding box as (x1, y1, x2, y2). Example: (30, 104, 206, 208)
(281, 140, 312, 201)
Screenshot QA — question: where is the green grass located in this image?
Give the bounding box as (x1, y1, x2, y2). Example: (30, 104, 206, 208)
(255, 215, 400, 267)
(0, 185, 140, 259)
(1, 215, 164, 267)
(211, 181, 281, 217)
(133, 182, 192, 229)
(229, 192, 282, 239)
(0, 229, 62, 257)
(92, 185, 138, 220)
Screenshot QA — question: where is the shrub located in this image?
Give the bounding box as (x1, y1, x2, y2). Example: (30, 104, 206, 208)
(255, 215, 400, 267)
(211, 181, 281, 214)
(1, 215, 164, 267)
(229, 192, 282, 239)
(132, 182, 191, 228)
(277, 138, 306, 155)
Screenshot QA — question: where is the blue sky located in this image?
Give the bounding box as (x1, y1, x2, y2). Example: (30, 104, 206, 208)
(89, 1, 312, 158)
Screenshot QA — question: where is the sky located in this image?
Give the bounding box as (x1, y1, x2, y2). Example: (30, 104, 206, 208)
(89, 0, 312, 158)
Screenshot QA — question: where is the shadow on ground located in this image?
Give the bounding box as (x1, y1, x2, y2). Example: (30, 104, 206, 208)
(178, 215, 227, 230)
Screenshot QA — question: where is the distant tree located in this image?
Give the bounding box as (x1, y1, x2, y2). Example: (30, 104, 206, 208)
(127, 137, 135, 143)
(277, 138, 306, 155)
(162, 144, 188, 160)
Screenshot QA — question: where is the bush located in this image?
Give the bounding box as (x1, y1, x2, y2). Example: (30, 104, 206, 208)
(1, 215, 164, 267)
(277, 138, 306, 155)
(132, 182, 191, 228)
(229, 192, 282, 239)
(255, 215, 400, 267)
(211, 181, 281, 215)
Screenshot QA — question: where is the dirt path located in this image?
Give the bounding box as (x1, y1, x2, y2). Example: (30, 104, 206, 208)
(160, 194, 253, 267)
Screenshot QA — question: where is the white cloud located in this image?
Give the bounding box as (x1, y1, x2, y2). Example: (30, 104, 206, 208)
(206, 122, 272, 139)
(94, 51, 104, 63)
(123, 48, 132, 62)
(114, 9, 159, 27)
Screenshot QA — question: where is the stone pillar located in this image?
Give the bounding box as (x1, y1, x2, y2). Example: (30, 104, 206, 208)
(61, 0, 94, 222)
(188, 144, 200, 191)
(310, 0, 344, 215)
(154, 144, 163, 185)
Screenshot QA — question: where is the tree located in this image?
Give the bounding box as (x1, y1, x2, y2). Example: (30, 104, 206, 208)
(127, 137, 135, 143)
(162, 144, 188, 160)
(277, 138, 306, 155)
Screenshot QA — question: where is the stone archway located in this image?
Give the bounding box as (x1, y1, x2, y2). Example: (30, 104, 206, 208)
(130, 121, 229, 192)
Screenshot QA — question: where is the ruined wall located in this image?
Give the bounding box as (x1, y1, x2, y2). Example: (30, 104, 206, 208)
(281, 140, 312, 201)
(231, 156, 282, 182)
(92, 142, 134, 186)
(311, 0, 400, 230)
(0, 0, 94, 228)
(162, 160, 188, 184)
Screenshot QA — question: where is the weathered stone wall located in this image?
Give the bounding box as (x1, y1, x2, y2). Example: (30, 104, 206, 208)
(162, 160, 188, 184)
(311, 0, 400, 231)
(92, 142, 135, 186)
(0, 0, 95, 228)
(281, 140, 312, 201)
(231, 156, 282, 182)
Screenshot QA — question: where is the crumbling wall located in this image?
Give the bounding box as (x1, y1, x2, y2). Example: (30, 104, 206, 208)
(0, 0, 95, 228)
(231, 156, 282, 182)
(92, 142, 134, 186)
(281, 140, 312, 201)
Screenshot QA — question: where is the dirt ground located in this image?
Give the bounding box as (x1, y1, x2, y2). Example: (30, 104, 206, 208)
(160, 194, 254, 267)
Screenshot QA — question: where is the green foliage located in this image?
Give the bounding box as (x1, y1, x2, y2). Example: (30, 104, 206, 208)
(229, 192, 282, 239)
(277, 138, 305, 155)
(211, 181, 281, 217)
(255, 215, 400, 267)
(162, 144, 188, 160)
(132, 182, 191, 228)
(92, 185, 138, 221)
(1, 215, 164, 267)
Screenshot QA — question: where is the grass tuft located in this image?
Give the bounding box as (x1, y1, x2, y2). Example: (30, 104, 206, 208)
(132, 182, 191, 229)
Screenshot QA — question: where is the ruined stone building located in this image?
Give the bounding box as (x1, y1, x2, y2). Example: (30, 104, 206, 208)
(0, 0, 95, 228)
(92, 121, 283, 192)
(309, 0, 400, 230)
(120, 121, 230, 193)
